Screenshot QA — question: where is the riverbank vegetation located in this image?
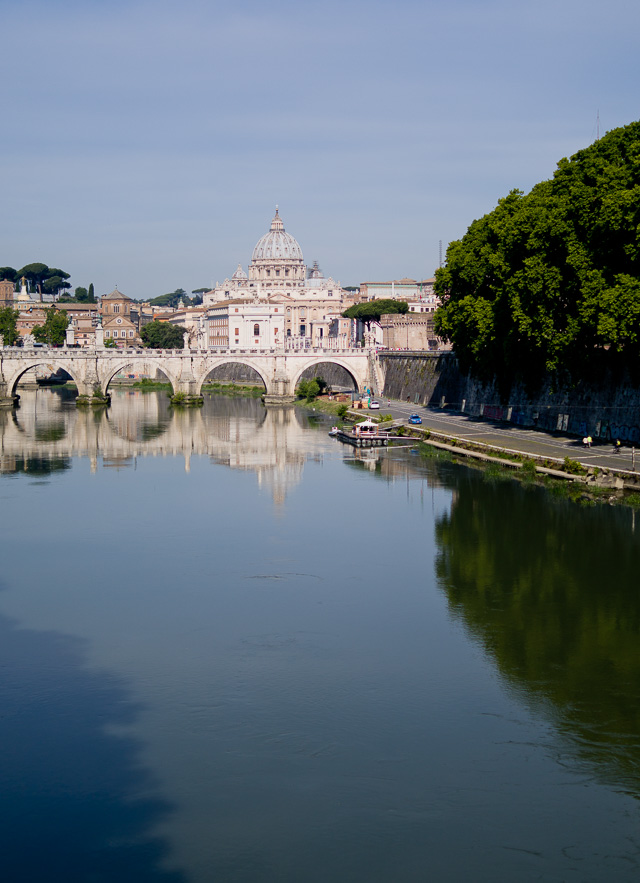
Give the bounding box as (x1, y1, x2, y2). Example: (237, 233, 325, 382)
(202, 381, 264, 397)
(434, 120, 640, 394)
(121, 379, 264, 397)
(415, 437, 639, 508)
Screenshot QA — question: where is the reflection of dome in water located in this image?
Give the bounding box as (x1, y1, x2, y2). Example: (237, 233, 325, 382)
(251, 209, 304, 262)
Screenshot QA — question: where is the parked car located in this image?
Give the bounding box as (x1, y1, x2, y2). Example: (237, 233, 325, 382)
(408, 414, 422, 424)
(369, 401, 380, 410)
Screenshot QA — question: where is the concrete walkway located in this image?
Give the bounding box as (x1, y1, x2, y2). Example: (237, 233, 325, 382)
(380, 399, 640, 476)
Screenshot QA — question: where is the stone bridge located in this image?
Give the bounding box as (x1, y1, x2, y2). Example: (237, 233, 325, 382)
(0, 345, 384, 407)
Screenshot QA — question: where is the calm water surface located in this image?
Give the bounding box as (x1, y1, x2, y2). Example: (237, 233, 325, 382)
(1, 388, 640, 882)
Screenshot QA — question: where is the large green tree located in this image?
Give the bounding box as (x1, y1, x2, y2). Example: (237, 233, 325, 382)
(342, 299, 409, 328)
(16, 263, 71, 297)
(32, 306, 69, 346)
(148, 289, 189, 309)
(43, 275, 71, 296)
(0, 267, 17, 284)
(434, 120, 640, 392)
(140, 320, 186, 349)
(0, 306, 19, 345)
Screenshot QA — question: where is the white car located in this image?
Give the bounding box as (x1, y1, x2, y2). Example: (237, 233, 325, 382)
(369, 401, 380, 410)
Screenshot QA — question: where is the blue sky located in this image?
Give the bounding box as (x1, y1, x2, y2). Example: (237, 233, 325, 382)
(2, 0, 639, 300)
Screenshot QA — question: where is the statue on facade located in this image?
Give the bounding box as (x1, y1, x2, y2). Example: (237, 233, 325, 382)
(197, 316, 206, 349)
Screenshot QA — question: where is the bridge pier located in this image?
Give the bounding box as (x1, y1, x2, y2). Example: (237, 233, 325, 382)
(0, 377, 19, 408)
(75, 379, 110, 407)
(263, 359, 295, 404)
(0, 393, 19, 409)
(263, 393, 296, 405)
(170, 380, 203, 406)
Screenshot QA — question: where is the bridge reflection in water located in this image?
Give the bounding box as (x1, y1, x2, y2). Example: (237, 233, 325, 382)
(0, 388, 330, 505)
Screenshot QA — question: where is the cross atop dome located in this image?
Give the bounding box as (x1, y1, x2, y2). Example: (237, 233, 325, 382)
(270, 207, 285, 232)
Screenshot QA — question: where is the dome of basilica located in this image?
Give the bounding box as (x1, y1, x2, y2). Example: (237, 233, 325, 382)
(251, 208, 304, 263)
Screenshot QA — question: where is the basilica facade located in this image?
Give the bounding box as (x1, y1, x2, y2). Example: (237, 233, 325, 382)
(202, 210, 353, 348)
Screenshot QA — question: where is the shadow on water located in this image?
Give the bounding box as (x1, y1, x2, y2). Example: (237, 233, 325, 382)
(433, 462, 640, 797)
(0, 609, 185, 883)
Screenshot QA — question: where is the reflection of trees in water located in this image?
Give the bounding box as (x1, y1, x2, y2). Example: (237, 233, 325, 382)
(34, 421, 66, 443)
(434, 465, 640, 795)
(0, 612, 185, 882)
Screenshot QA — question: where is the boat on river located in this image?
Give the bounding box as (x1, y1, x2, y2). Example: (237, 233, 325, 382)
(334, 419, 389, 448)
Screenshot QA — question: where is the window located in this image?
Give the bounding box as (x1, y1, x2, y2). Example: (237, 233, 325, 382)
(285, 269, 289, 276)
(274, 308, 278, 313)
(113, 304, 120, 313)
(275, 269, 280, 276)
(129, 330, 134, 337)
(300, 325, 306, 336)
(253, 324, 260, 336)
(234, 328, 239, 335)
(266, 269, 270, 276)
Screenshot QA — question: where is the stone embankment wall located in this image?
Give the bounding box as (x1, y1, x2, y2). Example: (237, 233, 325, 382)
(380, 353, 640, 443)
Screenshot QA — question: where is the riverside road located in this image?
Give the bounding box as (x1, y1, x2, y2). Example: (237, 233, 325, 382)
(384, 399, 639, 475)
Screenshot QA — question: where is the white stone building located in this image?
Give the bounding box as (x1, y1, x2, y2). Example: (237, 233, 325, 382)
(203, 209, 353, 346)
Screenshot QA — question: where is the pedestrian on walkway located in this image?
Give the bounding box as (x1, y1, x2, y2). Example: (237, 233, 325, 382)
(615, 438, 621, 453)
(583, 437, 589, 448)
(587, 436, 592, 447)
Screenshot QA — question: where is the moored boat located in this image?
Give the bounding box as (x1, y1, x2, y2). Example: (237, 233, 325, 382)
(335, 418, 389, 447)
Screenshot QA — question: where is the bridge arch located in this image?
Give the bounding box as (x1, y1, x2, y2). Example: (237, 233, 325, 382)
(291, 357, 363, 394)
(100, 359, 180, 395)
(6, 359, 81, 398)
(195, 358, 269, 396)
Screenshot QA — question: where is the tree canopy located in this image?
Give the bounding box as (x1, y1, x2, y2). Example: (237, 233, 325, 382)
(0, 267, 17, 283)
(32, 307, 69, 346)
(0, 307, 19, 345)
(342, 299, 409, 326)
(434, 120, 640, 391)
(16, 263, 71, 296)
(140, 320, 186, 349)
(147, 289, 191, 309)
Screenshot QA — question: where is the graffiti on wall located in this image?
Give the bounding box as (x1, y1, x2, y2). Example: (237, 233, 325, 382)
(595, 421, 640, 443)
(483, 405, 505, 421)
(477, 401, 640, 442)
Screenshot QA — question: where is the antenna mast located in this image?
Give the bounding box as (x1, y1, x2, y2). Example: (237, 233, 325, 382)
(439, 240, 443, 269)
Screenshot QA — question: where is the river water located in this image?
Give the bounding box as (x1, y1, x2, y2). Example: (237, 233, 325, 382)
(1, 387, 640, 882)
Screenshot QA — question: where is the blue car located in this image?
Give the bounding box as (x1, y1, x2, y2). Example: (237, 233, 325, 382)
(408, 414, 422, 425)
